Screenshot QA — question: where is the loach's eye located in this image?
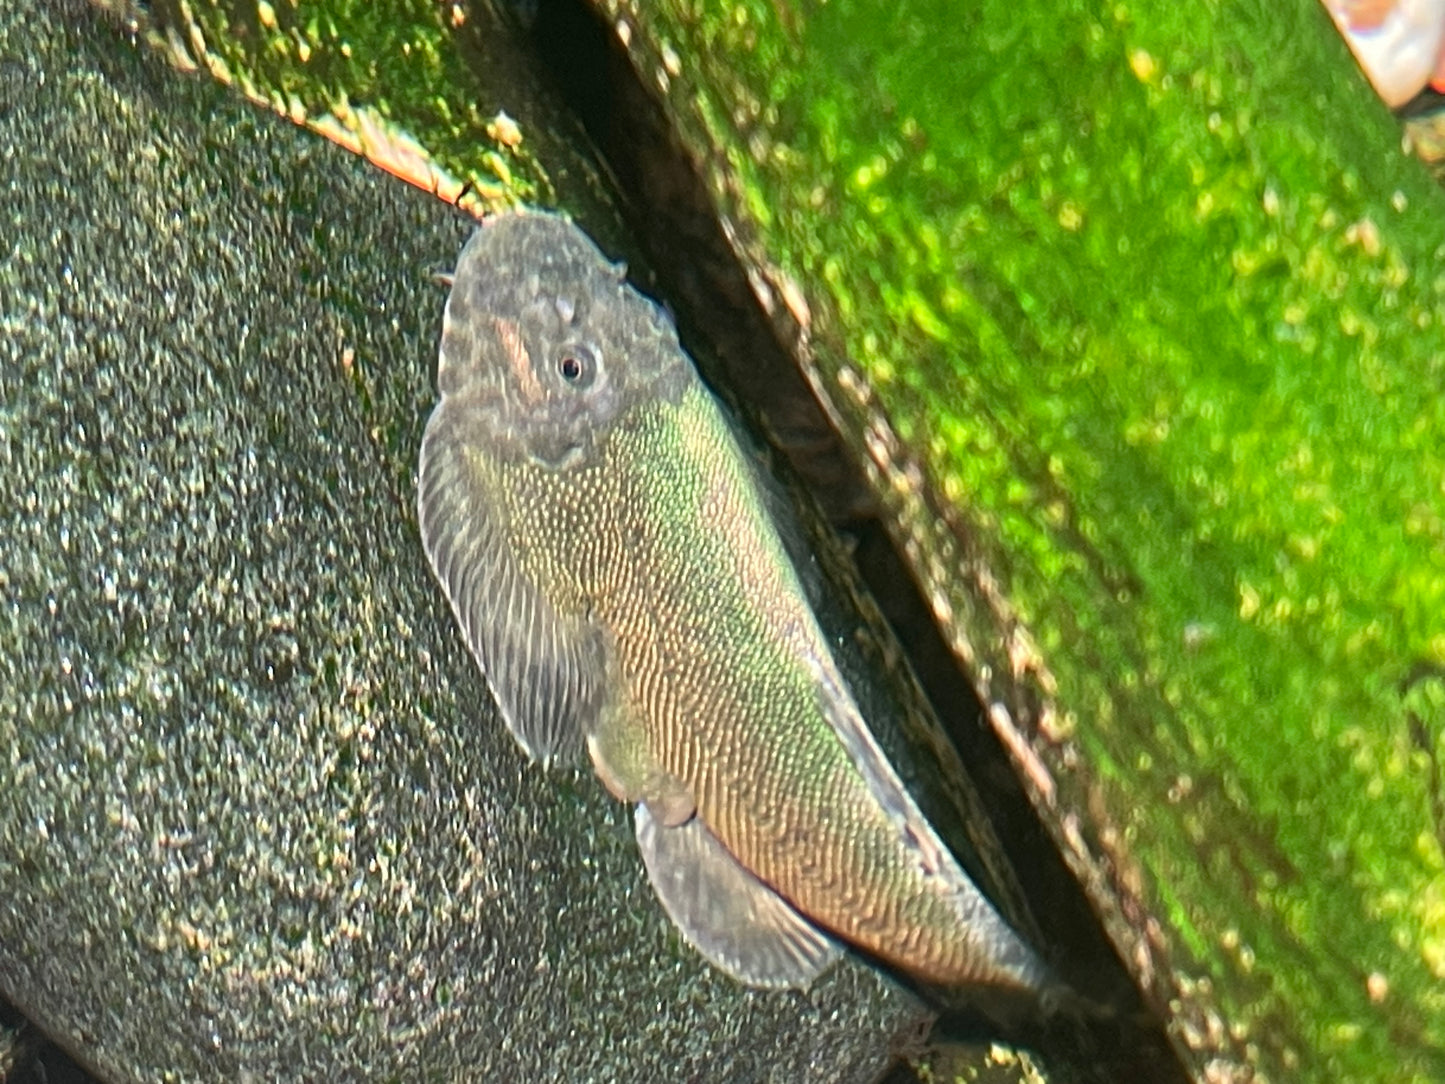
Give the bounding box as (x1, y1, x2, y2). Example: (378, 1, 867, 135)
(555, 343, 599, 388)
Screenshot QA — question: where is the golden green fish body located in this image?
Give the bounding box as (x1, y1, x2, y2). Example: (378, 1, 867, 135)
(474, 381, 1037, 990)
(420, 211, 1047, 994)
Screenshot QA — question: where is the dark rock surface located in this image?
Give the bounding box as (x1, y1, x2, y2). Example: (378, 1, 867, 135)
(0, 4, 922, 1081)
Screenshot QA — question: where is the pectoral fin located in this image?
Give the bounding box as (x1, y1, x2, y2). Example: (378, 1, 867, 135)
(635, 805, 841, 988)
(586, 697, 696, 825)
(418, 399, 605, 762)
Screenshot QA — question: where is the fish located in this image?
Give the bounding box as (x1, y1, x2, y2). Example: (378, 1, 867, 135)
(416, 210, 1051, 994)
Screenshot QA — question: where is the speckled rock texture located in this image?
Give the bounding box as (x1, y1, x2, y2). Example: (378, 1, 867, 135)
(0, 4, 921, 1081)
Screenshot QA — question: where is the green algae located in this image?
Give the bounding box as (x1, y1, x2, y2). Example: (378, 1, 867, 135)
(597, 1, 1445, 1081)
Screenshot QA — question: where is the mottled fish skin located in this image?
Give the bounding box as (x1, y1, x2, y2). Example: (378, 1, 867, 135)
(417, 211, 1049, 994)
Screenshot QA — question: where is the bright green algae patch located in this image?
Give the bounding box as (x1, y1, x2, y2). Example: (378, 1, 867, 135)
(150, 0, 568, 210)
(602, 1, 1445, 1081)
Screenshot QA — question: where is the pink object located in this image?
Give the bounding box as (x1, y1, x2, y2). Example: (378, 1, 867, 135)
(1323, 0, 1445, 107)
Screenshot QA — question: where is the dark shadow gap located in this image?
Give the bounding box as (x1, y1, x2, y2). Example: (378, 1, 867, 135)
(0, 995, 95, 1084)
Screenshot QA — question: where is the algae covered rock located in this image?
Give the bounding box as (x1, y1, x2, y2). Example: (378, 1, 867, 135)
(586, 1, 1445, 1081)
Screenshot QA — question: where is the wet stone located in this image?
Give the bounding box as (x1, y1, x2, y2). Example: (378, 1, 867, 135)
(0, 4, 922, 1082)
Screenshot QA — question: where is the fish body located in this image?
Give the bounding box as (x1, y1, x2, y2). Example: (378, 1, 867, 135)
(418, 211, 1048, 993)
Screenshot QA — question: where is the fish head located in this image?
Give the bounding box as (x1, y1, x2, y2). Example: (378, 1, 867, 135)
(437, 212, 694, 468)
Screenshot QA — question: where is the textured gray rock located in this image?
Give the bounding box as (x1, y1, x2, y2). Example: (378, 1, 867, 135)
(0, 4, 922, 1081)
